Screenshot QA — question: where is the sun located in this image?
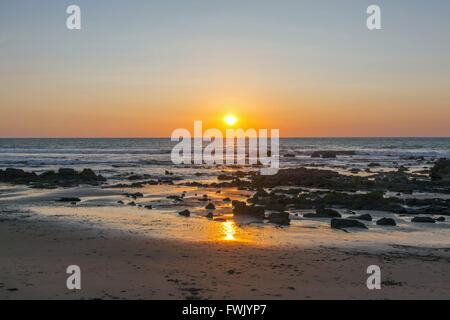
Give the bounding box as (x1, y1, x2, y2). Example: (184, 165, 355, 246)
(224, 115, 237, 126)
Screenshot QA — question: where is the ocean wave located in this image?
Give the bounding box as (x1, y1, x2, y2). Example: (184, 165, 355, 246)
(0, 149, 172, 155)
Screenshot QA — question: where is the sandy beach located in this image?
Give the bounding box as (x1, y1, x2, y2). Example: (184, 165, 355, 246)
(1, 185, 449, 300)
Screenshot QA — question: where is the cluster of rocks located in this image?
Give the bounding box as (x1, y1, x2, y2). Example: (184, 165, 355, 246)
(230, 200, 290, 225)
(0, 168, 105, 188)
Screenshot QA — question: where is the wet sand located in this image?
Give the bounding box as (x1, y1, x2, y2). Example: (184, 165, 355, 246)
(1, 206, 449, 300)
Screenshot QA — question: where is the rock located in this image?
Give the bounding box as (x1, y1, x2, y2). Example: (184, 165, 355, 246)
(253, 189, 270, 200)
(376, 217, 396, 226)
(411, 217, 435, 223)
(368, 162, 381, 167)
(128, 201, 136, 206)
(0, 168, 36, 179)
(144, 205, 152, 210)
(218, 174, 234, 180)
(430, 158, 450, 182)
(331, 218, 367, 229)
(349, 214, 372, 221)
(167, 195, 181, 200)
(0, 167, 105, 187)
(223, 197, 231, 202)
(304, 207, 341, 218)
(436, 216, 445, 222)
(268, 212, 290, 225)
(127, 174, 144, 180)
(58, 168, 77, 176)
(178, 209, 190, 217)
(206, 211, 214, 218)
(117, 200, 124, 204)
(205, 203, 215, 210)
(57, 197, 81, 202)
(125, 192, 144, 199)
(232, 201, 265, 219)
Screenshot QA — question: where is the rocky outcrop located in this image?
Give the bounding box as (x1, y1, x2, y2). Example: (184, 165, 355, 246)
(178, 209, 190, 217)
(268, 212, 290, 225)
(206, 203, 215, 210)
(331, 218, 367, 229)
(411, 217, 435, 223)
(430, 158, 450, 182)
(304, 207, 341, 218)
(348, 214, 372, 221)
(232, 201, 265, 219)
(0, 168, 105, 187)
(57, 197, 81, 202)
(376, 217, 396, 226)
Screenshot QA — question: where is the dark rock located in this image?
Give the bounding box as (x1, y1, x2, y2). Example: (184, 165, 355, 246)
(144, 205, 152, 210)
(117, 200, 124, 204)
(0, 167, 105, 187)
(304, 207, 341, 218)
(436, 216, 445, 222)
(125, 192, 144, 199)
(179, 209, 190, 217)
(430, 158, 450, 182)
(57, 197, 81, 202)
(368, 162, 381, 167)
(411, 217, 435, 223)
(331, 218, 367, 229)
(58, 168, 77, 176)
(218, 174, 234, 180)
(223, 197, 231, 202)
(268, 212, 290, 225)
(232, 201, 265, 219)
(376, 217, 396, 226)
(206, 211, 214, 218)
(253, 189, 270, 199)
(128, 201, 136, 206)
(206, 203, 215, 210)
(349, 214, 372, 221)
(127, 175, 144, 180)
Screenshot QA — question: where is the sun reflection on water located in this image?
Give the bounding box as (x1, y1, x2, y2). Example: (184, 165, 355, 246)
(222, 221, 237, 241)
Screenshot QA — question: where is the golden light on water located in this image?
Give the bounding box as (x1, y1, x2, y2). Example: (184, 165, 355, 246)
(222, 221, 237, 241)
(224, 115, 237, 126)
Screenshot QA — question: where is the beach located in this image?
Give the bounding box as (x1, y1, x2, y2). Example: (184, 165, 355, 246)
(1, 203, 449, 300)
(0, 138, 449, 299)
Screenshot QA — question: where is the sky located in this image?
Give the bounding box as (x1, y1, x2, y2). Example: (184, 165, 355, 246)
(0, 0, 449, 137)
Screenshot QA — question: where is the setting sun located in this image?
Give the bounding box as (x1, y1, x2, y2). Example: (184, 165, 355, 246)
(224, 115, 237, 126)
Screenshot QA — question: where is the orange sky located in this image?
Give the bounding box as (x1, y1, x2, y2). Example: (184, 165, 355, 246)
(1, 1, 449, 137)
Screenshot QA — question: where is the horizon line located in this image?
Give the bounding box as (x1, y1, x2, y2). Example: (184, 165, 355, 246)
(1, 136, 449, 139)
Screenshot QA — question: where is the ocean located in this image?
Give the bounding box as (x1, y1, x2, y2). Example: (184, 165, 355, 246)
(1, 137, 449, 248)
(0, 138, 448, 179)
